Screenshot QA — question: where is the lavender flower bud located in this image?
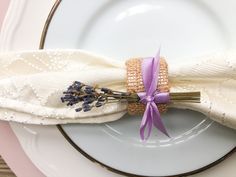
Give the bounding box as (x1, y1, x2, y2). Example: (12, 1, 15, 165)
(84, 88, 93, 94)
(75, 108, 82, 112)
(101, 88, 110, 93)
(98, 97, 105, 102)
(84, 97, 94, 104)
(95, 102, 103, 107)
(82, 103, 90, 108)
(83, 105, 91, 112)
(74, 81, 81, 85)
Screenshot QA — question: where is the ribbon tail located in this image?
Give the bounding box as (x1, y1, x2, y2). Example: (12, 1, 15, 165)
(146, 107, 153, 140)
(140, 103, 153, 141)
(151, 102, 170, 137)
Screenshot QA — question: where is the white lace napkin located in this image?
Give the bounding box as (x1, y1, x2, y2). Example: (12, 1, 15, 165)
(0, 49, 235, 130)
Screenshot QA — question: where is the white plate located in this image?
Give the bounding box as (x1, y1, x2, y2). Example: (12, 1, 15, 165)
(44, 0, 236, 176)
(1, 0, 236, 177)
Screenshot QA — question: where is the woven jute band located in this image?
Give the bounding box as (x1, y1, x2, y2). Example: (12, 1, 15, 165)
(126, 58, 169, 115)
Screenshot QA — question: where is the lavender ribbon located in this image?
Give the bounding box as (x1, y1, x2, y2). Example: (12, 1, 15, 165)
(137, 50, 170, 140)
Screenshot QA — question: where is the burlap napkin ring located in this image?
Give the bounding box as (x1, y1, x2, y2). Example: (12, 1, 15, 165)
(126, 58, 169, 115)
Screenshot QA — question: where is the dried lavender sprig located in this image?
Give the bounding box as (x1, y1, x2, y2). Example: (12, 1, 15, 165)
(61, 81, 138, 112)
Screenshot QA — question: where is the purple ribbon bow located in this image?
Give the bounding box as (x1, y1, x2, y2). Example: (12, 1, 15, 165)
(137, 50, 170, 140)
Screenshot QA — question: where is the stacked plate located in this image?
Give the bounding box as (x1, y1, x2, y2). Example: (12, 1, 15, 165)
(0, 0, 236, 176)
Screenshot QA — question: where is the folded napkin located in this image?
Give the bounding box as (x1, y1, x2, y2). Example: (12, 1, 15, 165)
(0, 49, 235, 131)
